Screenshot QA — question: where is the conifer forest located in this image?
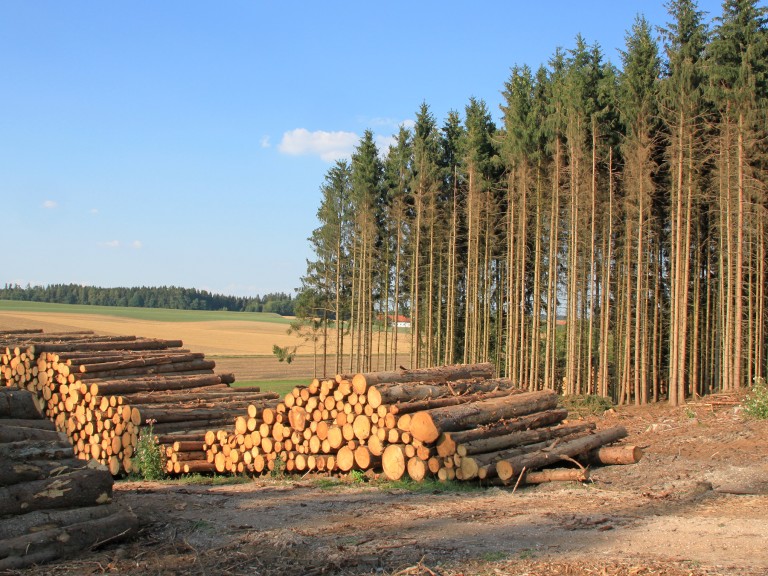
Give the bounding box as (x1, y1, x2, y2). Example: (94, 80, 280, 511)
(297, 0, 768, 406)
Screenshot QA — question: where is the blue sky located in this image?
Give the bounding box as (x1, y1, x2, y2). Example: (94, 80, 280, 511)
(1, 1, 728, 298)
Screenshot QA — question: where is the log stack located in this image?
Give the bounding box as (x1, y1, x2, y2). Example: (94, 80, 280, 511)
(1, 330, 279, 475)
(193, 362, 640, 484)
(0, 387, 138, 569)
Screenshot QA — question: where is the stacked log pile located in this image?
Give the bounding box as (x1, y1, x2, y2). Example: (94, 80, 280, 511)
(1, 330, 279, 475)
(197, 363, 640, 484)
(0, 387, 138, 569)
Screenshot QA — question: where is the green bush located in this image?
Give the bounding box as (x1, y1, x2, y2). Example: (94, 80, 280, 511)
(560, 394, 614, 417)
(132, 421, 165, 480)
(743, 378, 768, 420)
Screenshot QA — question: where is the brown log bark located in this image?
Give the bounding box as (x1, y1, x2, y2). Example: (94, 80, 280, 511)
(88, 374, 225, 396)
(352, 363, 495, 394)
(390, 389, 518, 416)
(0, 459, 89, 487)
(410, 390, 559, 443)
(76, 359, 216, 380)
(0, 418, 56, 431)
(77, 353, 206, 373)
(0, 508, 138, 569)
(0, 439, 74, 461)
(523, 468, 591, 484)
(457, 422, 596, 457)
(495, 426, 628, 482)
(182, 460, 217, 474)
(0, 425, 68, 443)
(584, 444, 643, 465)
(32, 338, 183, 353)
(0, 467, 113, 516)
(436, 409, 569, 457)
(0, 388, 42, 419)
(367, 377, 515, 409)
(0, 501, 122, 540)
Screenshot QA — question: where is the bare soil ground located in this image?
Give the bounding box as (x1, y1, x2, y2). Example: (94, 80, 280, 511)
(3, 399, 766, 576)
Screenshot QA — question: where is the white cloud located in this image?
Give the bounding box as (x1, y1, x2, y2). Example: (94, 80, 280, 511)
(132, 240, 143, 249)
(260, 136, 271, 148)
(101, 240, 120, 248)
(90, 208, 99, 215)
(278, 128, 358, 162)
(43, 200, 57, 209)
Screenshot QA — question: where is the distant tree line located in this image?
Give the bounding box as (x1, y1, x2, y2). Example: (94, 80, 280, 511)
(298, 0, 767, 405)
(0, 283, 295, 315)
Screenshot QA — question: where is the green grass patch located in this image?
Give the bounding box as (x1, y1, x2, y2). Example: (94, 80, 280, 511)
(0, 299, 291, 324)
(374, 477, 484, 493)
(232, 379, 306, 397)
(560, 394, 614, 417)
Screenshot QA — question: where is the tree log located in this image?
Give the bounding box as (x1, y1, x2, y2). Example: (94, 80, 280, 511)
(523, 468, 591, 484)
(77, 352, 206, 373)
(367, 378, 515, 409)
(391, 389, 518, 416)
(0, 466, 113, 516)
(0, 508, 138, 569)
(0, 439, 74, 461)
(88, 374, 225, 396)
(0, 459, 91, 487)
(0, 418, 56, 431)
(76, 359, 216, 380)
(32, 338, 183, 353)
(495, 426, 628, 482)
(409, 390, 559, 443)
(0, 388, 41, 419)
(457, 422, 596, 457)
(584, 444, 643, 465)
(352, 363, 495, 394)
(381, 444, 407, 480)
(0, 425, 68, 443)
(0, 501, 122, 540)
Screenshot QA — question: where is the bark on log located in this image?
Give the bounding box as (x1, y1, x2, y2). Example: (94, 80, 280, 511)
(76, 359, 216, 380)
(31, 338, 183, 353)
(0, 501, 122, 540)
(457, 422, 596, 457)
(0, 425, 68, 443)
(523, 468, 591, 484)
(367, 378, 515, 409)
(0, 459, 90, 487)
(410, 390, 559, 443)
(0, 418, 56, 431)
(0, 388, 41, 419)
(352, 363, 495, 394)
(495, 426, 628, 482)
(0, 467, 113, 516)
(0, 508, 138, 570)
(0, 439, 74, 461)
(88, 374, 225, 396)
(77, 353, 206, 373)
(584, 444, 643, 465)
(391, 389, 518, 416)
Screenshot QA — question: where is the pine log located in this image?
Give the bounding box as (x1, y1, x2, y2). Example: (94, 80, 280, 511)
(0, 439, 74, 461)
(0, 425, 68, 443)
(523, 468, 591, 484)
(0, 388, 42, 419)
(406, 457, 428, 482)
(367, 378, 515, 409)
(409, 390, 559, 443)
(584, 444, 643, 465)
(381, 444, 407, 480)
(31, 338, 183, 353)
(0, 501, 122, 540)
(0, 459, 90, 487)
(77, 352, 206, 373)
(457, 422, 596, 457)
(0, 418, 56, 431)
(76, 359, 216, 380)
(351, 363, 495, 394)
(495, 425, 628, 482)
(88, 374, 225, 396)
(436, 409, 569, 457)
(0, 467, 113, 516)
(391, 389, 518, 416)
(0, 508, 138, 570)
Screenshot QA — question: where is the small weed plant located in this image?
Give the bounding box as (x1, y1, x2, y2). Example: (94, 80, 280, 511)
(270, 455, 286, 478)
(132, 420, 165, 480)
(561, 394, 614, 417)
(743, 377, 768, 420)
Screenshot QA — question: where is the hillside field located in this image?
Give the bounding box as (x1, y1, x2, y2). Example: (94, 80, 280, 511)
(0, 300, 411, 383)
